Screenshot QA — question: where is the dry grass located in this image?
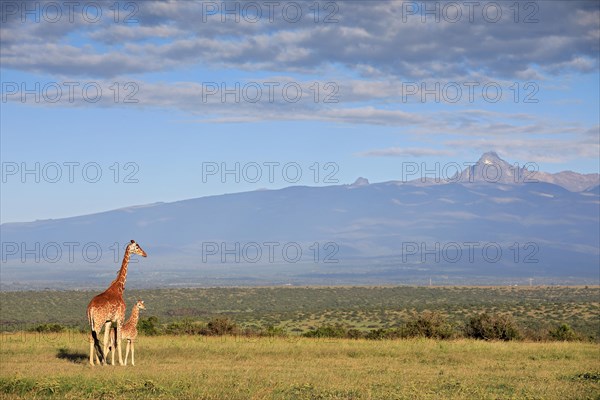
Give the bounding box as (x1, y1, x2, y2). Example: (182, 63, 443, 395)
(1, 332, 599, 399)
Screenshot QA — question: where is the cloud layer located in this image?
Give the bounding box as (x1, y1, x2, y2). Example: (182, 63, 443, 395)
(1, 1, 599, 163)
(2, 1, 598, 79)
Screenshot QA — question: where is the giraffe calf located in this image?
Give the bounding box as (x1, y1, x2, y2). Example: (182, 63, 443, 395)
(111, 300, 146, 366)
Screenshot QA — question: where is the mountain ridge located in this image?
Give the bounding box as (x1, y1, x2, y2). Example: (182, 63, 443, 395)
(1, 153, 598, 288)
(2, 152, 598, 227)
(401, 151, 600, 192)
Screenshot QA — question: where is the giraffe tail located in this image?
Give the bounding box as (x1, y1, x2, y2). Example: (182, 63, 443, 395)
(91, 330, 105, 364)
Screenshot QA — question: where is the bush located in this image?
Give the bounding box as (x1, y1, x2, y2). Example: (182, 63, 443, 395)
(302, 325, 368, 339)
(400, 311, 454, 339)
(345, 328, 365, 340)
(464, 313, 521, 341)
(303, 325, 348, 339)
(30, 323, 66, 333)
(365, 328, 398, 340)
(520, 326, 548, 341)
(205, 317, 238, 336)
(263, 325, 288, 337)
(165, 319, 204, 335)
(549, 324, 578, 341)
(139, 316, 161, 336)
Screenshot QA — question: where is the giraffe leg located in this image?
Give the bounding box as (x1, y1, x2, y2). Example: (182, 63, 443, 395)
(89, 333, 95, 366)
(124, 340, 130, 366)
(90, 335, 100, 366)
(131, 341, 135, 366)
(91, 330, 105, 365)
(110, 325, 116, 366)
(95, 343, 103, 365)
(116, 324, 124, 366)
(102, 322, 111, 365)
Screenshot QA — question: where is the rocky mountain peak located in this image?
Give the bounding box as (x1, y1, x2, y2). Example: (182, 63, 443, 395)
(351, 177, 370, 187)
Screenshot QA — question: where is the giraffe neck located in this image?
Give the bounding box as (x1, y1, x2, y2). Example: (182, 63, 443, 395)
(109, 250, 130, 294)
(128, 306, 140, 326)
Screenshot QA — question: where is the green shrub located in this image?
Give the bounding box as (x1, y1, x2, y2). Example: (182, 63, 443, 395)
(520, 326, 548, 341)
(139, 316, 161, 336)
(205, 317, 238, 336)
(303, 325, 348, 339)
(549, 324, 578, 341)
(464, 313, 521, 341)
(263, 325, 288, 337)
(30, 323, 66, 333)
(345, 328, 365, 339)
(165, 319, 204, 335)
(301, 325, 366, 339)
(365, 328, 398, 340)
(400, 311, 454, 339)
(239, 324, 261, 337)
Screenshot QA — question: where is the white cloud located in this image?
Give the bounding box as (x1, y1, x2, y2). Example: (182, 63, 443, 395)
(357, 147, 455, 158)
(2, 1, 597, 168)
(2, 1, 598, 79)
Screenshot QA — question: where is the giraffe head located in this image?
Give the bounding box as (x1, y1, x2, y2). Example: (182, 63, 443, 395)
(127, 240, 147, 257)
(135, 299, 146, 310)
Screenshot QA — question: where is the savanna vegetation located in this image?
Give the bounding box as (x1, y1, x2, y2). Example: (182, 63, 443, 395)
(1, 286, 598, 340)
(0, 286, 598, 399)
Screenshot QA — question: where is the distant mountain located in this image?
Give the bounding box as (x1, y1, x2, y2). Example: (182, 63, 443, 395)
(585, 185, 600, 194)
(412, 151, 599, 192)
(534, 170, 600, 192)
(1, 153, 598, 289)
(455, 151, 523, 185)
(351, 177, 370, 187)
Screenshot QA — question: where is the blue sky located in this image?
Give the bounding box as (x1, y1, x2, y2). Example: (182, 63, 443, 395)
(1, 0, 599, 223)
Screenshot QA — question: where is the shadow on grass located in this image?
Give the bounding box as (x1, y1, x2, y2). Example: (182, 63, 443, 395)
(57, 347, 87, 364)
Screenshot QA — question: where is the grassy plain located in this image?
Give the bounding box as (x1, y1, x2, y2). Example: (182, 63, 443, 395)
(1, 286, 598, 398)
(1, 333, 599, 399)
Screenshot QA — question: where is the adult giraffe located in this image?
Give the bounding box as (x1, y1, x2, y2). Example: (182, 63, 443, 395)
(87, 240, 147, 366)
